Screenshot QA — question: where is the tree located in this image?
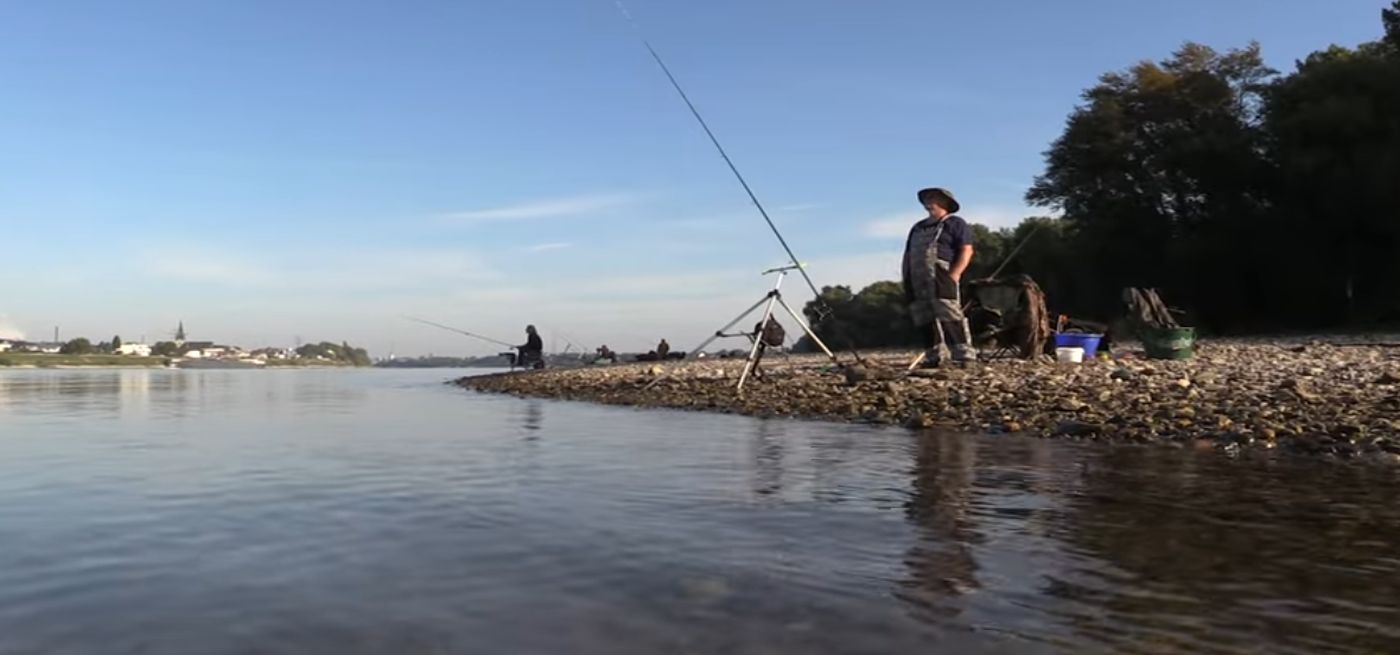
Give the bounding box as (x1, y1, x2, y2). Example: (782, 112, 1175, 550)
(347, 347, 372, 367)
(1265, 35, 1400, 325)
(112, 335, 123, 351)
(1384, 1, 1400, 52)
(963, 223, 1012, 282)
(152, 341, 180, 357)
(1027, 43, 1277, 330)
(802, 282, 922, 350)
(795, 10, 1400, 340)
(60, 338, 94, 355)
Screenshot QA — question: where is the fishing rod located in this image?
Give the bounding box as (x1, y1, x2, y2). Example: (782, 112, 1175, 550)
(983, 222, 1043, 282)
(402, 316, 516, 348)
(613, 1, 829, 317)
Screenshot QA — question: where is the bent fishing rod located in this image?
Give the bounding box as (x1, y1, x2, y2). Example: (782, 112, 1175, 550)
(402, 316, 516, 348)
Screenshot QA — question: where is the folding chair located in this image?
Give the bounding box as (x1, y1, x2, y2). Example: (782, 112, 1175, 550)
(967, 276, 1052, 362)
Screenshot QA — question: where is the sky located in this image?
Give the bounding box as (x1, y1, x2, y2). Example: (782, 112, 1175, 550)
(0, 0, 1389, 356)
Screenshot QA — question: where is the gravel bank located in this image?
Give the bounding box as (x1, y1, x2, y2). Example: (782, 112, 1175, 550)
(457, 340, 1400, 461)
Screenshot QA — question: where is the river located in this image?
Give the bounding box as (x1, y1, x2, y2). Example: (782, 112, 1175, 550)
(1, 368, 1398, 654)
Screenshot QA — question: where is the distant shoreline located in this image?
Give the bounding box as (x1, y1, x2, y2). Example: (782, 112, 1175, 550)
(0, 353, 369, 370)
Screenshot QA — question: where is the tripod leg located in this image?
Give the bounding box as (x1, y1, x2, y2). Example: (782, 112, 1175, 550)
(645, 292, 774, 392)
(689, 293, 772, 357)
(775, 295, 838, 363)
(737, 296, 780, 393)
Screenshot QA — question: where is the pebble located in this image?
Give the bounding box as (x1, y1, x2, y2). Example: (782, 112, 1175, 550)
(456, 341, 1400, 463)
(1058, 398, 1088, 412)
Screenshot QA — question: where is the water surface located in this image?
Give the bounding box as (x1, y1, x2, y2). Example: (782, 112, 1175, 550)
(2, 368, 1398, 654)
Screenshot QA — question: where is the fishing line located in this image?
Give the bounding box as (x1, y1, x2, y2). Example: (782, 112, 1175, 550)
(612, 1, 829, 318)
(402, 316, 516, 348)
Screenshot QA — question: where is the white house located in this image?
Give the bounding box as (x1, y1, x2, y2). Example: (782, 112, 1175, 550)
(117, 343, 153, 357)
(0, 340, 13, 353)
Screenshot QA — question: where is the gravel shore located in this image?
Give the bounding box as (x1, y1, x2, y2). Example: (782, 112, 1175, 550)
(457, 339, 1400, 461)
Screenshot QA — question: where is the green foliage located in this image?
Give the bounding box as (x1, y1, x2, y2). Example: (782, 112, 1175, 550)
(1264, 36, 1400, 324)
(112, 335, 122, 350)
(1027, 43, 1276, 327)
(60, 338, 94, 355)
(151, 341, 181, 357)
(1385, 1, 1400, 51)
(1017, 9, 1400, 332)
(801, 282, 921, 349)
(294, 341, 372, 366)
(805, 7, 1400, 342)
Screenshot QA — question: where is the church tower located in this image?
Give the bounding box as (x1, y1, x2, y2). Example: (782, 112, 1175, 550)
(175, 321, 186, 345)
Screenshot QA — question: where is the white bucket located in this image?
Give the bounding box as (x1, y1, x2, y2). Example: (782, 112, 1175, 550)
(1056, 347, 1085, 364)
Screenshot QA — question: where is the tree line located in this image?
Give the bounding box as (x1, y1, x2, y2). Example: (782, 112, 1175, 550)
(801, 2, 1400, 349)
(58, 336, 124, 355)
(48, 337, 372, 366)
(294, 341, 373, 367)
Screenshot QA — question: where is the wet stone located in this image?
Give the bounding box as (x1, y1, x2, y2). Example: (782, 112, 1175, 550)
(454, 343, 1400, 463)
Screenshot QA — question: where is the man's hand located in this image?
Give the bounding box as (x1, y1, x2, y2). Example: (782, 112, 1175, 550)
(949, 245, 974, 285)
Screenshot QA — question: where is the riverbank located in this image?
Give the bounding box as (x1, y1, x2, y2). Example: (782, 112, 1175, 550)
(0, 354, 368, 369)
(457, 339, 1400, 461)
(0, 354, 169, 368)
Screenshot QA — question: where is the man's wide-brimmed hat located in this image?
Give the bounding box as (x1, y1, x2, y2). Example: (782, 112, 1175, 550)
(917, 187, 961, 214)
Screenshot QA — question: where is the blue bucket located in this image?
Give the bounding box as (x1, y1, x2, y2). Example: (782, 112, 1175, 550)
(1054, 333, 1103, 358)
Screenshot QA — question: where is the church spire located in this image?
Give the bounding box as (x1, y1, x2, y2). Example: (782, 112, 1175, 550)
(175, 321, 186, 343)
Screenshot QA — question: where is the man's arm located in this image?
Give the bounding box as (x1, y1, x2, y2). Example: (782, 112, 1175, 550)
(901, 233, 915, 302)
(949, 244, 974, 283)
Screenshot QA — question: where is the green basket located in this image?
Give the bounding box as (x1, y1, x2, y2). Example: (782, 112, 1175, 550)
(1143, 327, 1196, 360)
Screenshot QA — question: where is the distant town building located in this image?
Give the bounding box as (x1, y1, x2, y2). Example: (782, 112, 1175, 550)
(175, 321, 187, 345)
(117, 343, 153, 357)
(21, 342, 63, 354)
(0, 340, 13, 353)
(179, 341, 215, 358)
(250, 347, 295, 360)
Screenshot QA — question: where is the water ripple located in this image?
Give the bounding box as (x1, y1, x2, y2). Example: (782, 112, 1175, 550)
(1, 368, 1398, 653)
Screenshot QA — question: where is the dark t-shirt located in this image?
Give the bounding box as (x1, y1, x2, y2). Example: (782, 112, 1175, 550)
(912, 215, 974, 263)
(522, 333, 543, 353)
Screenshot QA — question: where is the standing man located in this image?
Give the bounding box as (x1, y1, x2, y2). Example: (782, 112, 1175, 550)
(902, 187, 977, 366)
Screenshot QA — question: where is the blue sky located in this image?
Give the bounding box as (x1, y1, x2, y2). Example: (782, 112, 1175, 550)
(0, 0, 1388, 355)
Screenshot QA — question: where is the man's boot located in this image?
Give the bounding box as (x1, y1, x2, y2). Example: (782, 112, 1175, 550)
(920, 323, 946, 368)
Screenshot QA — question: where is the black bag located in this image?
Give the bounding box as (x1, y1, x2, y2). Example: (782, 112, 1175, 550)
(761, 321, 786, 347)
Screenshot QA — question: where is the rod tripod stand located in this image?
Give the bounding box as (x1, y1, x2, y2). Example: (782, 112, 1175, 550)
(690, 264, 839, 392)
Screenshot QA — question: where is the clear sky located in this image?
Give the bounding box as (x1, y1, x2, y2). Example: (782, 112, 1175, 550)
(0, 0, 1388, 355)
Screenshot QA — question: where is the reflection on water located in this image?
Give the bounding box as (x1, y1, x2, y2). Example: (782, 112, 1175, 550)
(0, 370, 368, 422)
(1, 368, 1399, 654)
